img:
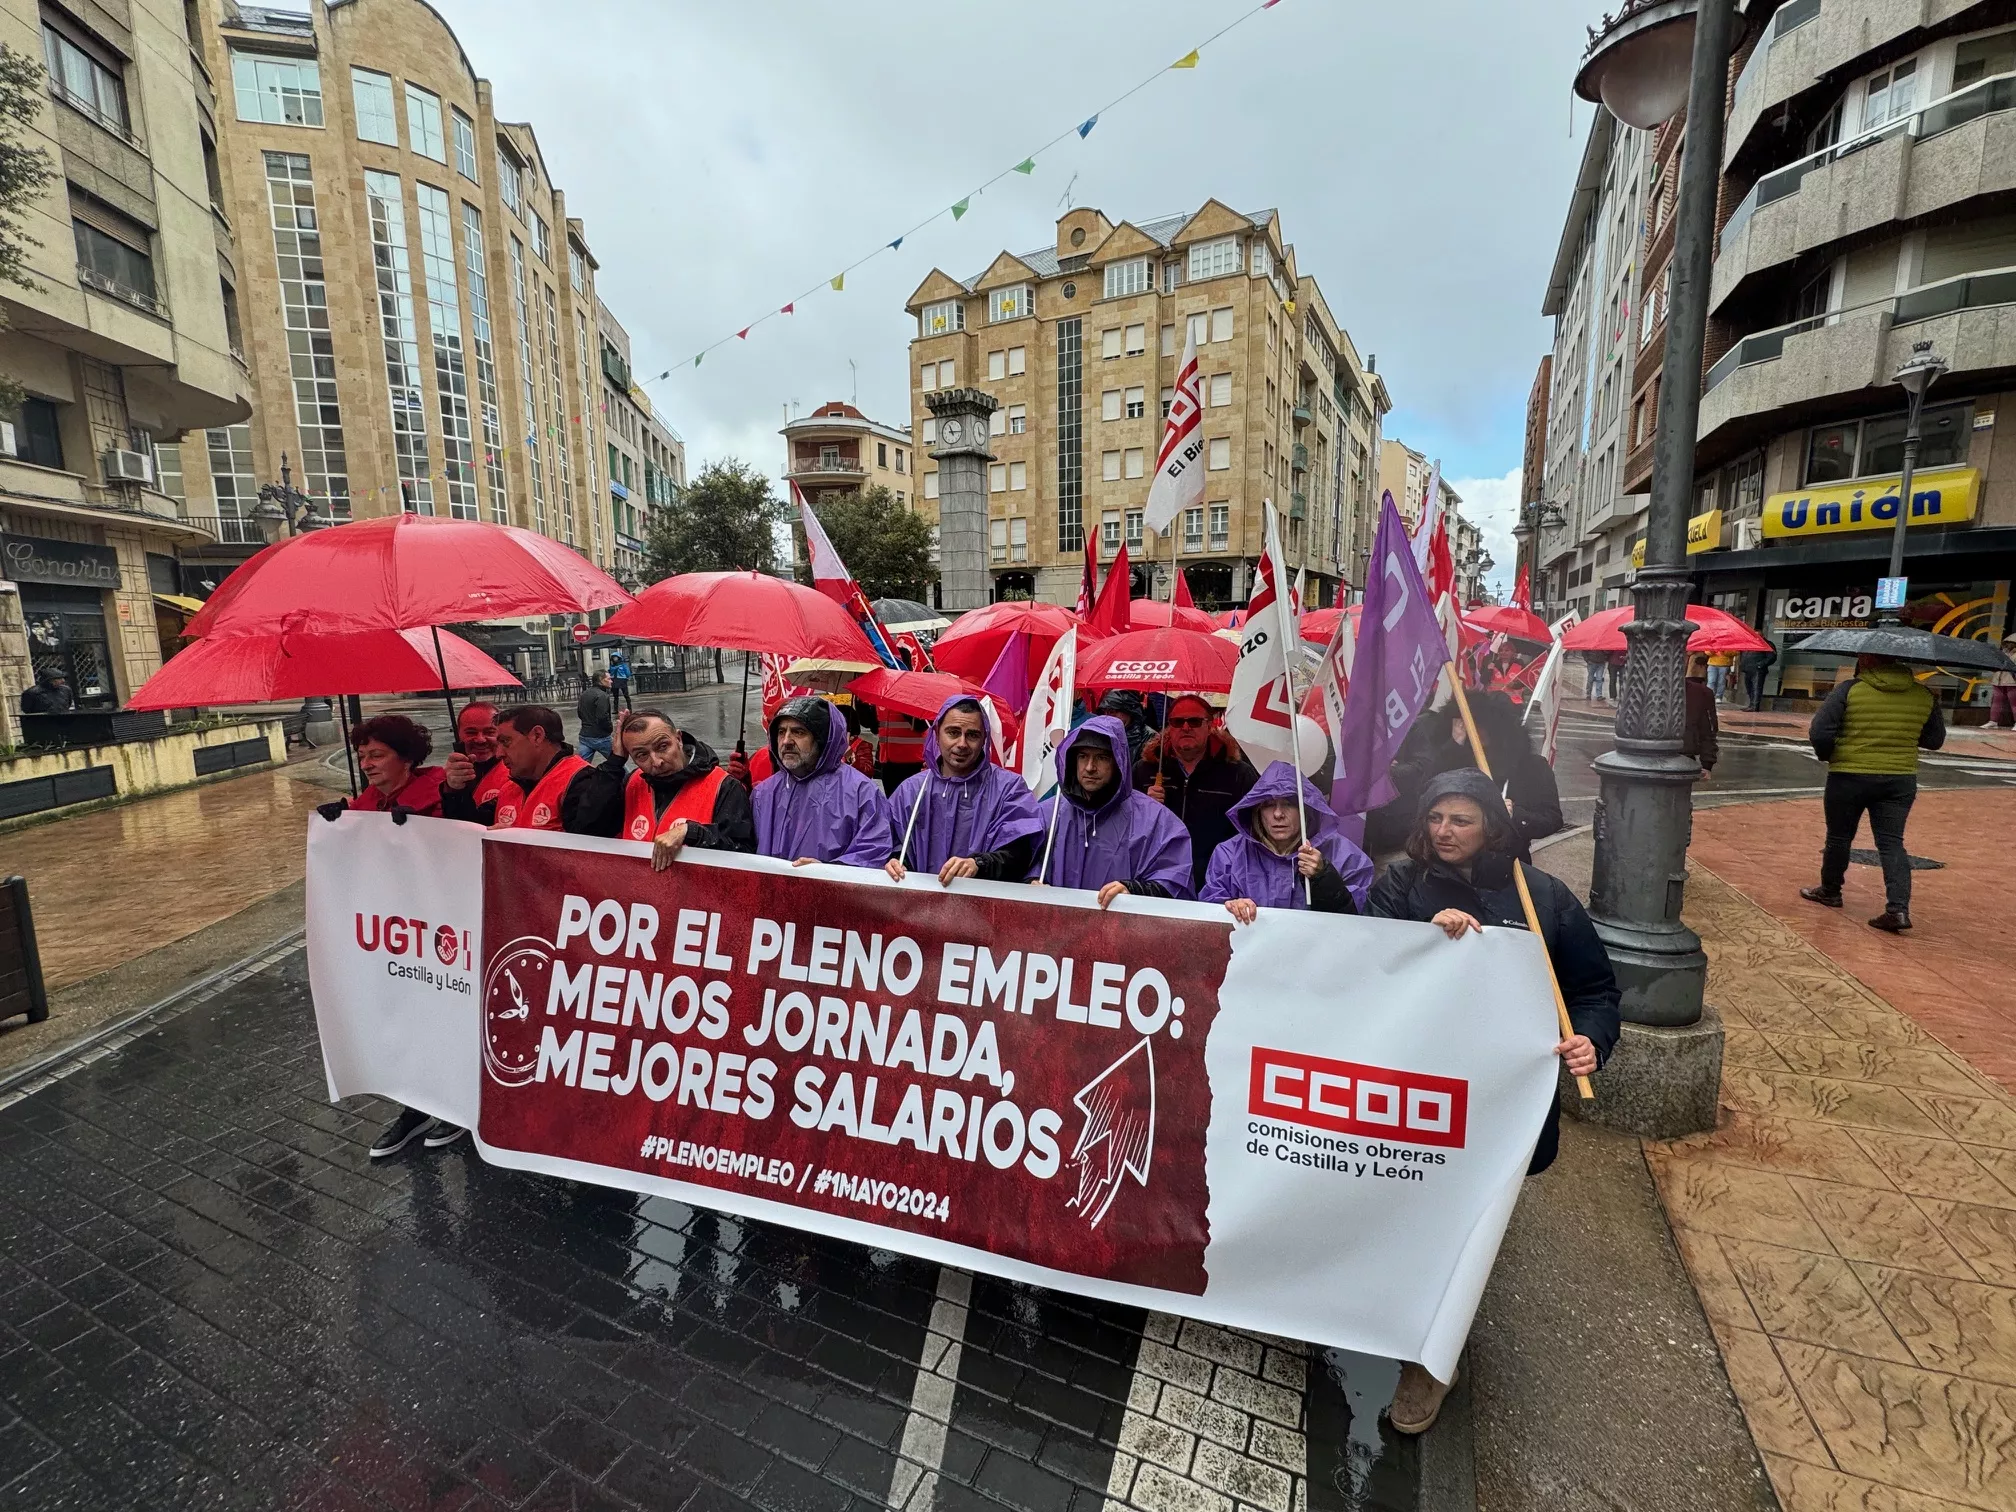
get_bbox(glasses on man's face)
[1169,716,1208,730]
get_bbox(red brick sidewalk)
[1690,789,2016,1090]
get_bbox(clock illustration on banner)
[481,935,557,1087]
[940,418,964,446]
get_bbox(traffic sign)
[571,623,590,645]
[1874,576,1909,611]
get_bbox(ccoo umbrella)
[1463,604,1552,643]
[870,597,951,634]
[932,600,1080,682]
[1794,626,2016,674]
[126,627,519,711]
[1077,627,1240,692]
[600,572,881,663]
[184,514,631,638]
[1127,598,1217,634]
[1561,603,1770,655]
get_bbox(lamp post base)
[1568,1011,1725,1140]
[1588,746,1710,1027]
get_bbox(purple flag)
[1332,494,1451,816]
[980,629,1031,718]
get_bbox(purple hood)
[754,697,895,866]
[1030,717,1194,895]
[1201,761,1374,910]
[891,696,1043,870]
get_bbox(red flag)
[791,480,902,668]
[1172,567,1197,611]
[1425,514,1456,604]
[1076,531,1099,617]
[1511,563,1531,612]
[781,303,794,315]
[1087,545,1131,639]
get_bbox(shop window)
[9,396,64,469]
[1803,403,1969,485]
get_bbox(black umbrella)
[871,597,950,633]
[1795,627,2016,675]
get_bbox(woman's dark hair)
[497,704,565,745]
[1404,776,1517,865]
[348,714,430,767]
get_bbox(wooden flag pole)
[1449,678,1596,1103]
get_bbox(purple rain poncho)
[753,697,895,867]
[1200,760,1375,911]
[1028,715,1195,897]
[890,696,1045,871]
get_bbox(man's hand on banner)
[1431,908,1483,939]
[791,857,818,867]
[1096,882,1129,910]
[443,752,476,790]
[938,857,980,885]
[1556,1034,1598,1077]
[651,820,689,872]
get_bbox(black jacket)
[1367,852,1621,1174]
[633,736,755,853]
[441,749,624,836]
[576,685,615,738]
[1131,732,1259,889]
[1683,677,1720,770]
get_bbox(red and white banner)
[1144,329,1205,536]
[306,817,1562,1378]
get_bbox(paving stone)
[1204,1368,1300,1429]
[1173,1321,1264,1377]
[1128,1461,1234,1512]
[1188,1442,1293,1512]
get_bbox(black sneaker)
[1868,910,1912,933]
[369,1107,437,1158]
[1799,887,1843,909]
[422,1123,468,1149]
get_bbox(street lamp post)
[252,455,334,545]
[1877,340,1948,623]
[1574,0,1738,1137]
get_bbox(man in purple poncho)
[754,695,896,867]
[884,696,1044,885]
[1201,761,1374,922]
[1029,715,1195,905]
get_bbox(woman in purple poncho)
[1200,761,1373,922]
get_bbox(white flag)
[1227,504,1325,776]
[1144,329,1206,535]
[1291,565,1307,618]
[1021,628,1077,798]
[1410,459,1442,576]
[1523,610,1581,766]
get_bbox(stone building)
[903,201,1384,609]
[780,401,913,511]
[596,298,683,591]
[1,0,253,739]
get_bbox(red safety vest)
[493,753,589,830]
[623,766,728,841]
[878,712,925,765]
[472,758,514,809]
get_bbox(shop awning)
[153,593,208,614]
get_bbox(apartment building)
[1,0,253,736]
[781,402,913,511]
[903,200,1381,609]
[1516,356,1551,585]
[597,299,684,590]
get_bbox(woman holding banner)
[1201,762,1372,921]
[1366,767,1619,1435]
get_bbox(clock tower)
[924,387,997,614]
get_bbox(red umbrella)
[932,601,1080,682]
[126,627,518,711]
[1463,604,1552,643]
[185,514,630,637]
[849,667,989,723]
[1299,606,1359,644]
[599,571,881,663]
[1562,604,1771,654]
[1128,598,1217,633]
[1078,627,1240,692]
[1212,609,1247,631]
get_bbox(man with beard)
[1133,693,1256,891]
[617,708,756,868]
[1030,715,1193,905]
[884,696,1043,885]
[754,695,895,867]
[438,701,514,816]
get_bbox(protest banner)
[306,817,1562,1378]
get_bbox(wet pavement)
[0,949,1433,1512]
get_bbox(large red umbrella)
[1562,604,1771,654]
[1128,598,1217,633]
[1077,627,1240,692]
[185,514,630,637]
[599,571,881,662]
[126,627,518,710]
[1299,606,1359,644]
[1463,604,1552,643]
[932,601,1079,681]
[848,667,989,722]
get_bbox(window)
[1186,312,1208,348]
[920,362,937,393]
[1161,387,1174,418]
[350,68,398,144]
[1126,510,1143,547]
[1954,30,2016,89]
[1124,386,1145,419]
[10,396,63,469]
[452,109,478,181]
[1010,517,1028,560]
[1102,450,1121,482]
[497,149,522,213]
[924,471,940,499]
[1860,404,1968,476]
[1251,242,1273,279]
[1183,507,1203,550]
[1263,441,1274,477]
[1161,324,1176,356]
[989,284,1031,322]
[1208,437,1231,471]
[922,299,965,335]
[1124,448,1144,479]
[938,359,954,387]
[569,246,587,294]
[366,170,433,513]
[1209,502,1229,544]
[531,212,550,264]
[1007,403,1026,434]
[1124,324,1146,355]
[1008,346,1025,376]
[1009,460,1026,491]
[991,518,1008,562]
[232,51,323,126]
[990,463,1008,493]
[896,449,906,473]
[877,442,888,467]
[1211,307,1234,343]
[1209,373,1232,407]
[990,407,1006,437]
[988,349,1006,380]
[1104,257,1149,299]
[43,21,128,136]
[1189,235,1241,281]
[923,417,938,443]
[73,210,155,304]
[1862,57,1918,130]
[1102,510,1122,549]
[1162,260,1183,294]
[1101,327,1123,360]
[1101,389,1123,422]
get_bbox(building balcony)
[1289,493,1306,521]
[786,456,867,484]
[1722,0,1827,169]
[1291,443,1309,473]
[1291,401,1312,427]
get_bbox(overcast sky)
[428,0,1603,592]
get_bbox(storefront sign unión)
[1762,467,1979,539]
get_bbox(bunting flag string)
[640,0,1286,384]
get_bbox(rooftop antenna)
[1058,173,1078,211]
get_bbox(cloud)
[1448,468,1523,600]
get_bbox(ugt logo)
[355,913,472,969]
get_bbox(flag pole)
[897,775,928,869]
[1449,677,1595,1103]
[1038,789,1062,884]
[735,652,752,757]
[1265,502,1313,907]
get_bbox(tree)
[640,458,787,583]
[799,485,938,601]
[0,46,55,415]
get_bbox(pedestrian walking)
[18,667,73,714]
[1133,693,1257,890]
[1029,715,1194,903]
[1608,650,1627,703]
[1705,650,1734,701]
[1202,761,1372,920]
[1738,644,1777,712]
[1581,651,1607,702]
[885,696,1044,885]
[1367,768,1620,1434]
[1800,655,1946,931]
[1684,653,1720,780]
[1990,635,2016,729]
[617,708,756,864]
[608,649,632,711]
[575,672,616,762]
[753,696,896,868]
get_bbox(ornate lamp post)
[251,454,334,544]
[1878,340,1948,623]
[1574,0,1739,1136]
